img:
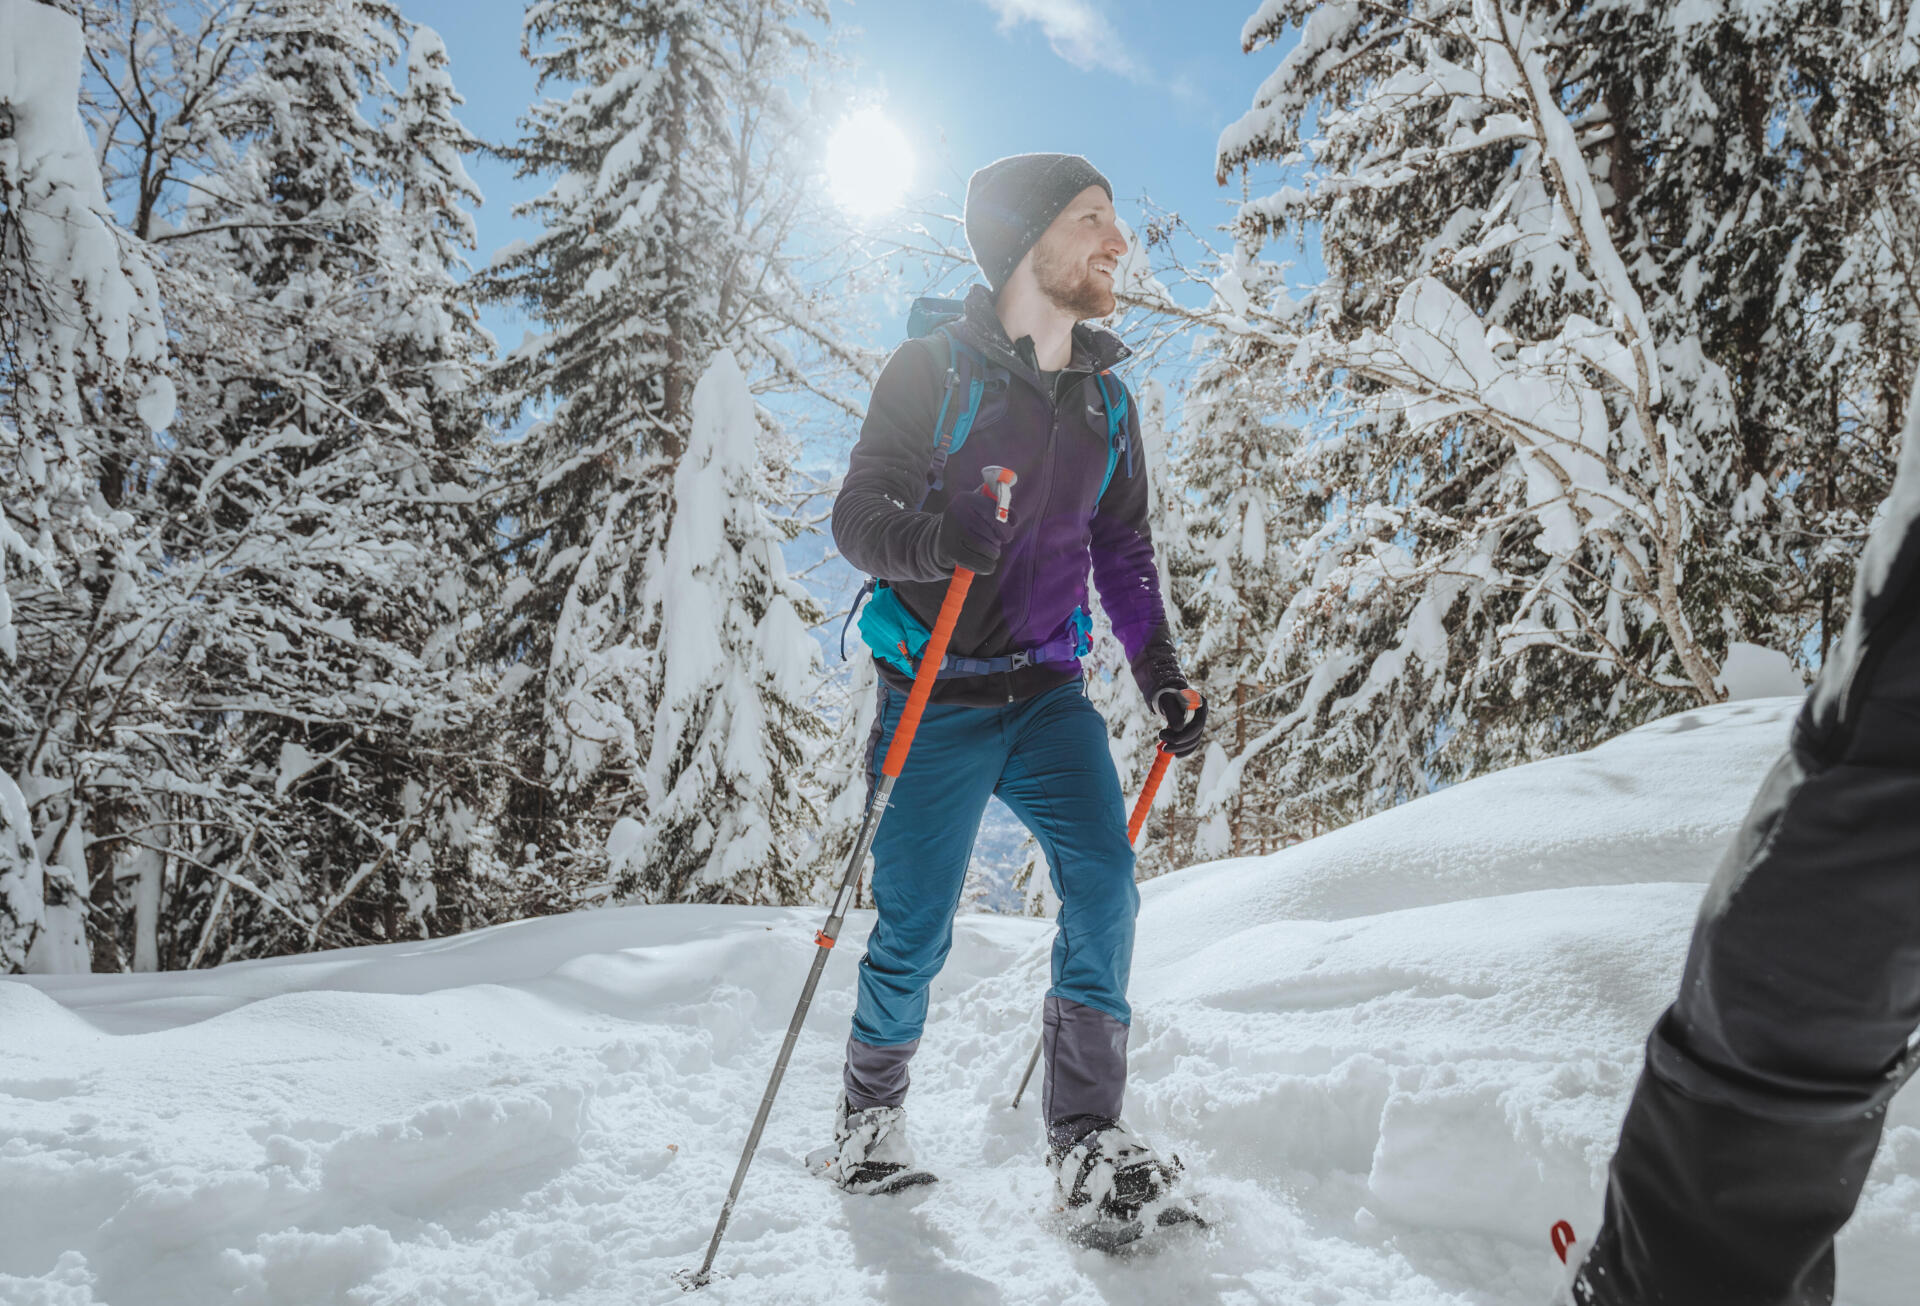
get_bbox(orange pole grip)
[880,567,975,779]
[1127,746,1174,847]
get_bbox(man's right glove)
[936,486,1018,576]
[1154,686,1207,759]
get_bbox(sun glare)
[825,109,914,216]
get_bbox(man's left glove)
[1153,685,1207,759]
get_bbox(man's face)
[1027,186,1128,321]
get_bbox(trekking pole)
[1008,689,1204,1112]
[678,466,1017,1292]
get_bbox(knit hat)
[964,154,1113,295]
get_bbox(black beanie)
[964,153,1113,295]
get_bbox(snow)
[0,0,170,389]
[1715,642,1805,702]
[135,374,178,435]
[4,702,1917,1304]
[274,743,322,800]
[0,767,43,971]
[1,0,87,183]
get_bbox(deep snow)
[4,696,1916,1305]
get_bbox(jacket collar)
[955,283,1131,386]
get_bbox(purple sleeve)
[1090,391,1185,702]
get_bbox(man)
[823,153,1206,1227]
[1566,370,1920,1304]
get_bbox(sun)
[825,109,914,216]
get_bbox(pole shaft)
[882,569,973,778]
[689,565,977,1287]
[1010,1035,1044,1110]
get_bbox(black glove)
[1153,685,1207,759]
[936,486,1017,576]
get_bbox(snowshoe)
[807,1094,937,1195]
[1047,1118,1202,1251]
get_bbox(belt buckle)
[1008,650,1031,671]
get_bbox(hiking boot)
[1046,1117,1199,1247]
[810,1093,937,1195]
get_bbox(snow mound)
[1142,697,1798,936]
[3,698,1915,1305]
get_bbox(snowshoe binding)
[807,1093,937,1195]
[1047,1118,1202,1252]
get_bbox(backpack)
[839,295,1134,678]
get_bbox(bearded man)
[819,153,1207,1236]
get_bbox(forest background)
[4,0,1917,975]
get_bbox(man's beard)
[1032,240,1116,320]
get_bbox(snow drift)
[3,696,1915,1305]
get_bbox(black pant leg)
[1577,424,1920,1305]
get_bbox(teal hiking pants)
[843,679,1140,1127]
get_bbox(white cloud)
[977,0,1146,79]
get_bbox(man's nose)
[1103,225,1128,258]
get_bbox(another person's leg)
[993,681,1139,1140]
[844,686,1003,1110]
[1576,411,1920,1305]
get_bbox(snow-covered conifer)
[1,0,174,972]
[479,0,853,899]
[1208,0,1920,824]
[27,0,502,966]
[798,652,876,903]
[148,2,496,960]
[605,350,825,903]
[1163,249,1322,860]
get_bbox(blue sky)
[403,0,1304,341]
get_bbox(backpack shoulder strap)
[1091,368,1135,502]
[915,325,988,510]
[841,328,990,661]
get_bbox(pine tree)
[605,349,825,902]
[1564,2,1920,665]
[478,0,853,903]
[1208,0,1920,825]
[2,0,175,972]
[44,0,499,966]
[155,2,497,961]
[801,652,876,905]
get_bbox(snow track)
[5,698,1917,1304]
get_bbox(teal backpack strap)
[843,323,992,662]
[917,326,987,509]
[1091,368,1133,503]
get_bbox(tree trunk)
[131,842,163,972]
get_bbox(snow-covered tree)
[0,768,44,968]
[478,0,857,902]
[143,1,496,961]
[1163,255,1327,862]
[2,0,175,972]
[605,349,824,902]
[6,0,500,969]
[1207,0,1920,826]
[800,651,875,904]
